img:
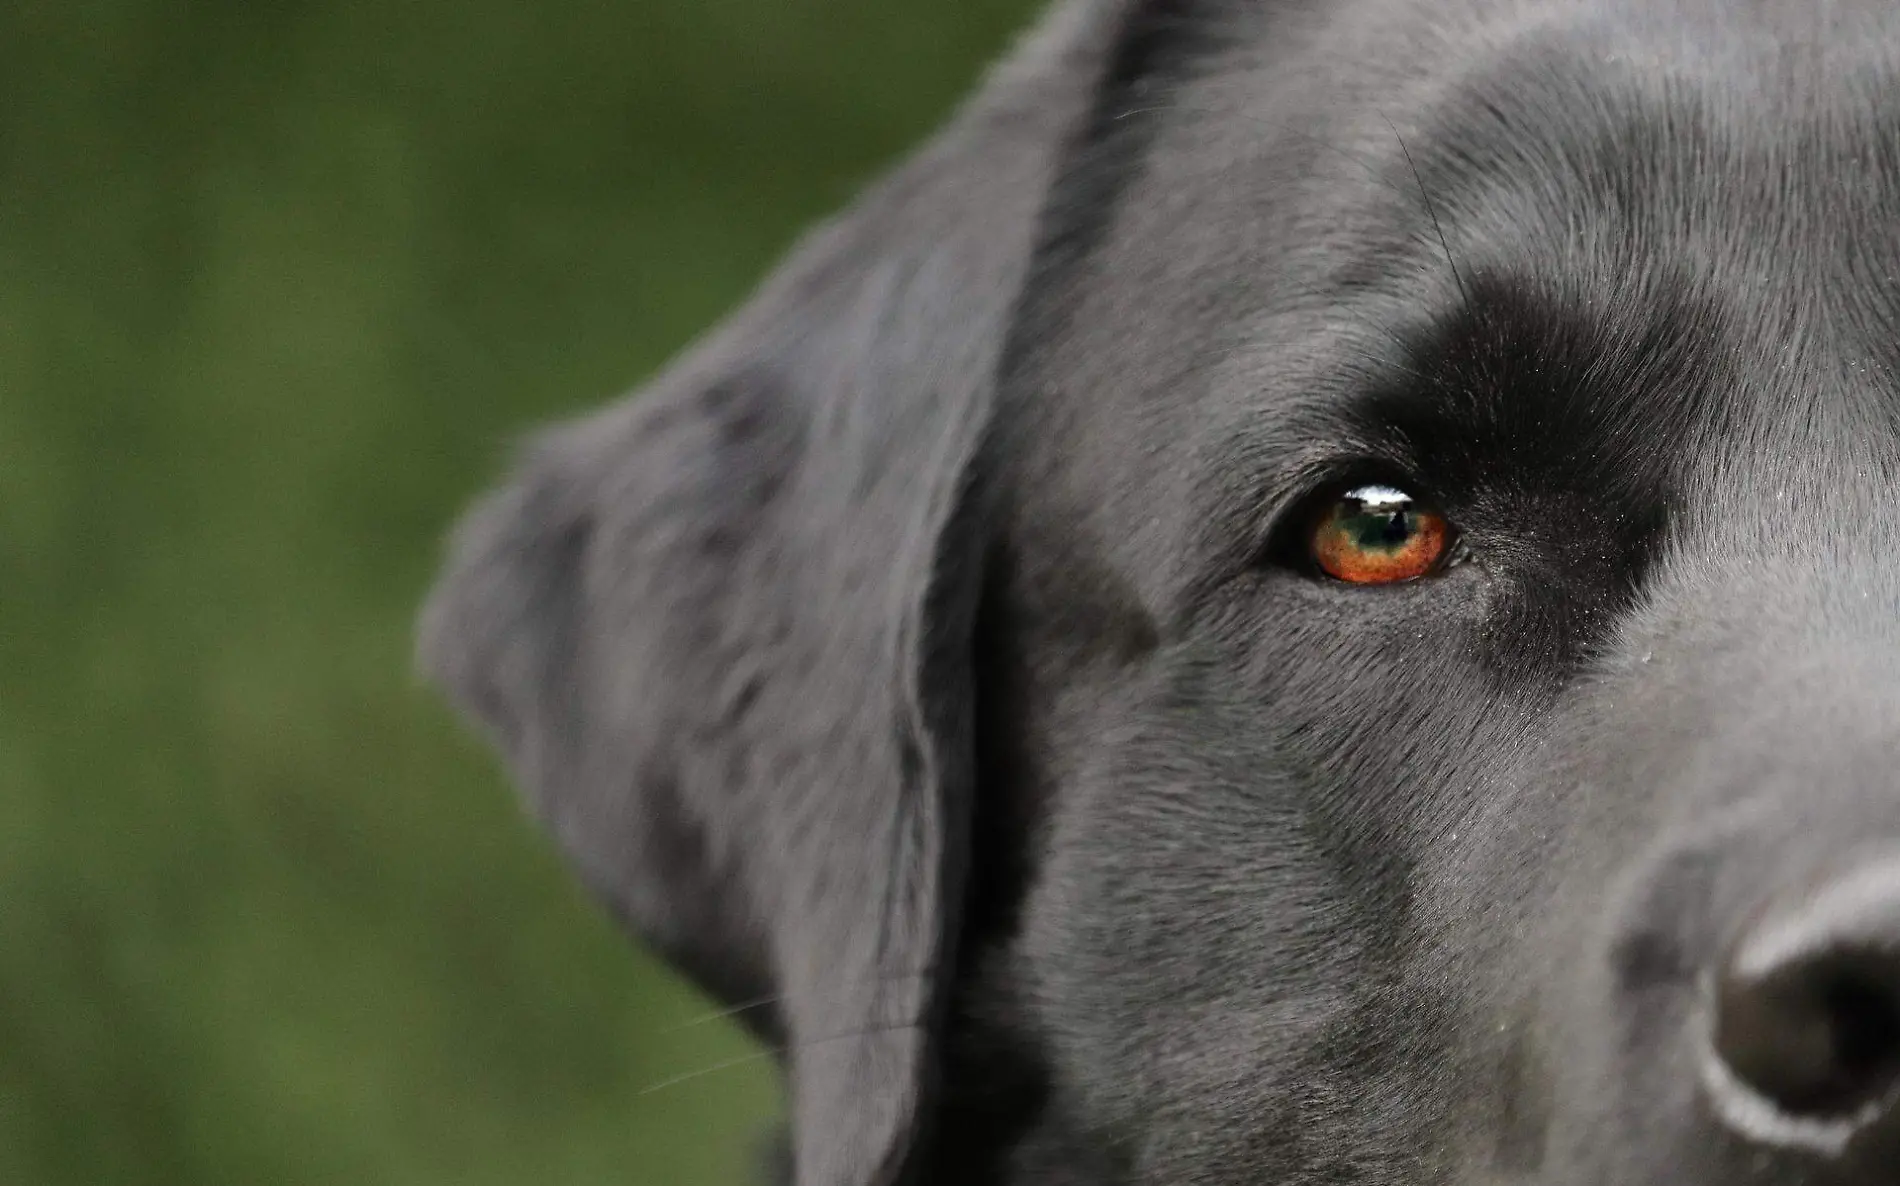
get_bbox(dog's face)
[420,1,1900,1183]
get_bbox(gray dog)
[418,0,1900,1182]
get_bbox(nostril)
[1825,972,1900,1089]
[1715,949,1900,1117]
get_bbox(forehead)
[1002,0,1900,607]
[1110,0,1900,332]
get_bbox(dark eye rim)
[1261,470,1467,583]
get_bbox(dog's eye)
[1309,484,1454,584]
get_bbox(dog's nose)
[1711,857,1900,1131]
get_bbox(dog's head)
[418,1,1900,1182]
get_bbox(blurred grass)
[0,1,1037,1182]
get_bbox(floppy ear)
[416,4,1133,1183]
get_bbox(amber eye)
[1309,484,1454,584]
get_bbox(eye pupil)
[1346,508,1414,548]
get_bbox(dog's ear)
[416,4,1132,1183]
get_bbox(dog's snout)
[1708,857,1900,1138]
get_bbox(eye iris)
[1311,484,1451,584]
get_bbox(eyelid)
[1257,458,1400,534]
[1262,458,1432,533]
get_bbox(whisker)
[636,1019,926,1099]
[1382,112,1471,312]
[636,1049,778,1098]
[657,993,782,1034]
[657,968,936,1034]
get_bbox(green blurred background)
[0,1,1036,1182]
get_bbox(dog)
[416,0,1900,1181]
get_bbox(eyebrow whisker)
[1382,111,1472,314]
